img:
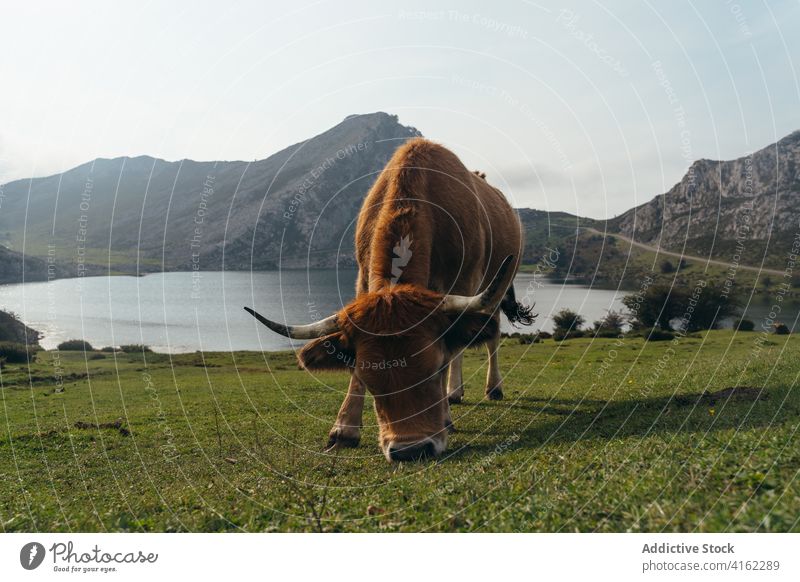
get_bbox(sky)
[1,0,798,219]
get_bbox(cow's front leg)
[485,333,503,400]
[326,375,365,450]
[441,369,457,434]
[446,351,465,403]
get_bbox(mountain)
[1,115,798,284]
[0,112,421,273]
[607,130,800,269]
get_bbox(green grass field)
[1,331,799,532]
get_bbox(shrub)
[734,318,755,331]
[553,329,586,341]
[119,344,153,353]
[0,342,36,363]
[57,339,94,351]
[646,328,675,341]
[593,329,620,339]
[552,309,585,333]
[623,282,740,332]
[622,285,681,330]
[624,327,674,341]
[593,310,626,337]
[773,323,790,335]
[682,283,740,332]
[552,309,586,341]
[660,260,675,274]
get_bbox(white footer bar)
[2,533,797,581]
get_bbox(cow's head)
[245,256,515,462]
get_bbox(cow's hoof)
[448,393,464,404]
[325,429,360,451]
[486,386,504,401]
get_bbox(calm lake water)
[0,271,794,353]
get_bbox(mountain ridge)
[607,128,800,269]
[1,115,798,286]
[0,112,422,274]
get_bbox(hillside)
[516,208,597,263]
[0,113,421,272]
[1,117,798,285]
[608,130,800,269]
[0,309,41,345]
[0,246,53,285]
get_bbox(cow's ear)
[443,312,498,351]
[298,332,355,370]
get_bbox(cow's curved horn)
[244,307,340,339]
[442,255,516,314]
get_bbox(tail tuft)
[501,285,536,327]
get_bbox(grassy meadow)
[1,330,799,532]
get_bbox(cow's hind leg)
[485,331,504,401]
[446,350,465,404]
[326,375,365,450]
[442,373,456,433]
[485,283,534,400]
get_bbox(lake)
[0,271,793,353]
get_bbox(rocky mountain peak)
[610,130,800,268]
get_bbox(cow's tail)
[500,284,536,326]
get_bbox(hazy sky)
[1,0,798,218]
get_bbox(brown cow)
[246,138,533,461]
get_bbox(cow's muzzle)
[384,436,446,462]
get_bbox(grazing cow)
[246,138,533,461]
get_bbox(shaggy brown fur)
[355,138,523,294]
[298,286,497,370]
[342,284,446,335]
